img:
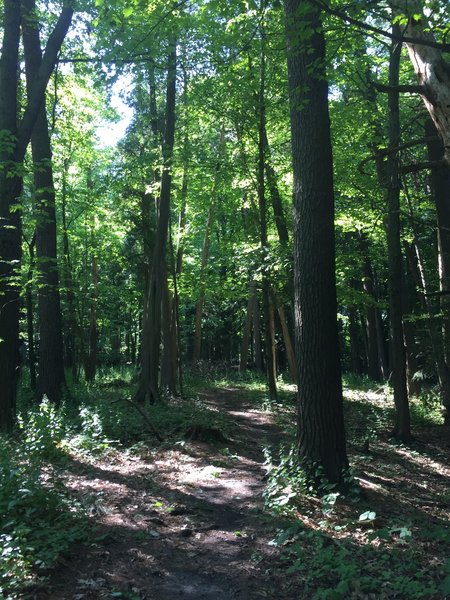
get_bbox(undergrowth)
[261,375,449,600]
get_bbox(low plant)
[0,439,87,598]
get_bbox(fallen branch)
[113,398,164,442]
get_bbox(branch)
[401,159,446,174]
[16,3,74,162]
[358,136,439,174]
[112,398,164,442]
[373,83,428,97]
[312,0,450,53]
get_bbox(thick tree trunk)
[0,1,73,430]
[391,1,450,165]
[285,0,349,483]
[22,0,65,403]
[134,37,177,404]
[386,27,411,441]
[0,0,22,432]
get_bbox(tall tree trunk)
[84,256,98,382]
[240,280,257,371]
[193,202,214,361]
[426,120,450,421]
[358,232,382,380]
[258,22,277,401]
[253,296,263,372]
[134,37,177,404]
[22,0,65,403]
[276,297,297,381]
[193,128,225,361]
[285,0,349,483]
[385,26,410,441]
[0,1,73,430]
[0,0,22,432]
[25,233,37,392]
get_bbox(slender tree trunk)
[358,232,382,380]
[404,240,450,413]
[285,0,349,483]
[193,202,214,361]
[25,233,37,392]
[240,280,257,371]
[426,120,450,418]
[22,0,65,403]
[257,24,277,401]
[84,256,98,382]
[385,26,410,441]
[253,297,263,372]
[349,305,364,374]
[193,129,225,361]
[276,298,297,380]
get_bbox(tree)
[22,0,66,404]
[284,0,349,483]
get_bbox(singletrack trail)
[39,387,293,600]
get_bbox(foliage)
[269,524,439,599]
[0,438,87,599]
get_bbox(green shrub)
[0,440,87,598]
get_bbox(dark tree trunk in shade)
[257,27,277,401]
[349,306,365,375]
[426,120,450,421]
[0,1,73,430]
[84,256,98,382]
[25,233,37,392]
[134,37,177,404]
[385,27,410,441]
[358,232,382,381]
[402,254,421,396]
[22,0,65,403]
[284,0,348,483]
[0,0,22,432]
[240,280,257,371]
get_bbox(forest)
[1,0,450,598]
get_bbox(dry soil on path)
[38,387,292,600]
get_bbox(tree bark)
[391,0,450,165]
[285,0,349,483]
[84,255,98,382]
[134,36,177,404]
[22,0,65,403]
[0,0,73,430]
[385,26,411,441]
[0,0,22,432]
[240,279,257,371]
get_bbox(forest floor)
[27,379,450,599]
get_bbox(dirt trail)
[39,388,292,600]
